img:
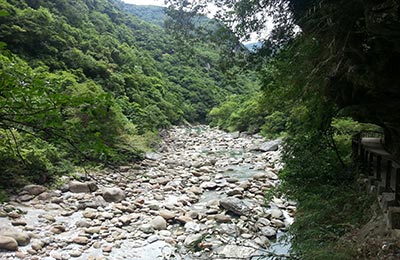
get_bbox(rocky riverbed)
[0,126,296,259]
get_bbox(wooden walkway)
[353,136,400,229]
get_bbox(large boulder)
[251,139,282,152]
[101,187,125,203]
[68,181,90,193]
[22,184,46,195]
[0,235,18,251]
[220,197,251,216]
[69,181,98,193]
[0,226,30,246]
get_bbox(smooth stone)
[76,220,91,228]
[102,188,125,203]
[118,215,131,225]
[18,195,35,202]
[271,219,286,228]
[218,245,257,258]
[176,215,193,224]
[184,233,204,247]
[83,211,98,219]
[73,236,89,245]
[23,184,47,195]
[85,227,101,234]
[266,208,283,219]
[260,226,277,238]
[11,220,27,226]
[150,216,167,230]
[184,222,201,233]
[0,235,18,251]
[69,250,82,257]
[69,181,90,193]
[102,245,113,253]
[0,228,30,246]
[215,214,231,223]
[254,236,270,247]
[51,224,66,234]
[200,181,217,189]
[145,152,161,161]
[140,224,154,234]
[159,210,175,220]
[147,235,159,243]
[31,240,44,251]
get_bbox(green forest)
[1,0,399,259]
[0,0,256,188]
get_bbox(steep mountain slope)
[123,4,165,27]
[0,0,257,189]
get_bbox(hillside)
[0,0,257,189]
[123,4,165,27]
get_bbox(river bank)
[0,125,295,259]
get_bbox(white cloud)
[122,0,166,6]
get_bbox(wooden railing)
[352,132,400,229]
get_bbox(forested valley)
[0,0,257,187]
[0,0,400,259]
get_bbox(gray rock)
[23,184,47,195]
[0,235,18,251]
[184,233,203,247]
[215,214,231,223]
[18,195,35,202]
[87,181,99,192]
[218,245,256,258]
[102,187,125,203]
[260,226,277,238]
[0,227,30,246]
[184,222,201,233]
[259,139,281,152]
[69,250,82,257]
[252,139,282,152]
[73,236,89,245]
[159,210,175,220]
[266,208,283,219]
[231,131,240,139]
[145,152,161,161]
[78,195,108,209]
[150,216,167,230]
[220,197,250,216]
[140,224,154,234]
[200,181,218,189]
[69,181,90,193]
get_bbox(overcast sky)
[121,0,268,43]
[122,0,166,6]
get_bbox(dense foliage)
[165,0,397,258]
[0,0,257,190]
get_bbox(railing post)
[360,146,365,163]
[368,153,374,177]
[395,167,400,205]
[376,155,382,181]
[386,161,392,191]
